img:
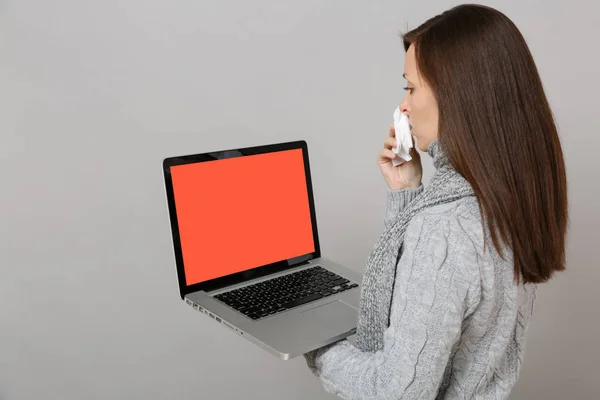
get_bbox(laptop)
[162,140,362,360]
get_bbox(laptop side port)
[222,321,234,330]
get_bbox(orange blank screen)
[170,148,315,286]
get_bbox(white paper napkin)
[392,106,413,166]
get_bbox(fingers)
[384,136,397,150]
[377,147,397,164]
[380,124,397,162]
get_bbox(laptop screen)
[170,148,316,286]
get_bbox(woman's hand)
[377,123,423,190]
[303,349,319,375]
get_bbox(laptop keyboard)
[214,266,359,320]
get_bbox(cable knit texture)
[304,139,538,399]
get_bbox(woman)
[304,4,568,399]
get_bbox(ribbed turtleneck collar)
[427,138,451,170]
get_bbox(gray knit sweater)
[306,182,538,399]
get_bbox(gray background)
[1,0,598,399]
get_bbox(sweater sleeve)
[305,208,481,400]
[384,185,424,231]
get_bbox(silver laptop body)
[163,140,361,360]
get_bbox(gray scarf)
[355,138,475,352]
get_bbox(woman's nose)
[400,95,409,115]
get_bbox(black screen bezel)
[162,140,321,298]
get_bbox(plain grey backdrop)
[1,0,598,399]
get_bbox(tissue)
[392,106,413,166]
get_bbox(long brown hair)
[401,4,568,284]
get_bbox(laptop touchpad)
[301,300,357,333]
